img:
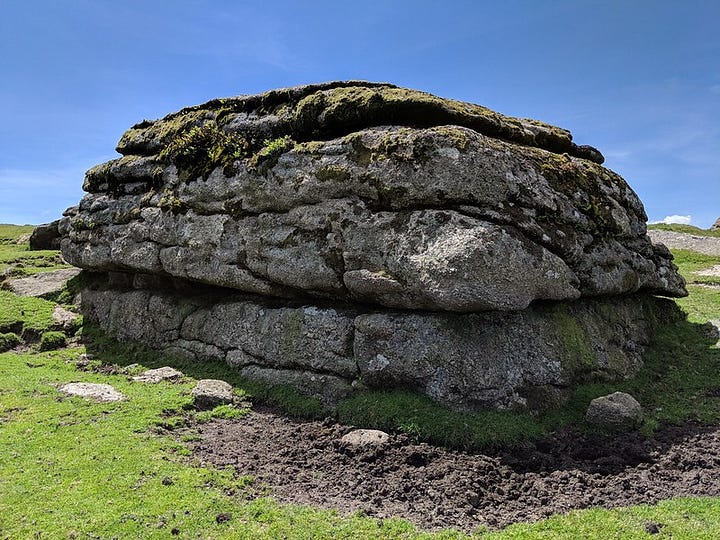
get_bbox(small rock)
[132,366,184,383]
[586,391,643,431]
[74,353,94,369]
[644,521,663,534]
[58,382,126,402]
[191,379,233,409]
[52,305,80,330]
[340,429,390,446]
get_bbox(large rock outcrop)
[60,81,687,410]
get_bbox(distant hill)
[647,223,720,238]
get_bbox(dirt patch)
[189,408,720,532]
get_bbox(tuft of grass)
[0,290,58,338]
[0,332,21,352]
[247,135,295,172]
[39,330,67,351]
[337,390,545,450]
[195,404,249,423]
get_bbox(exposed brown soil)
[189,408,720,532]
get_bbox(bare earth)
[190,408,720,533]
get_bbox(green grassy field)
[2,224,720,538]
[0,223,70,278]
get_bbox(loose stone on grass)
[586,392,643,431]
[58,382,126,402]
[191,379,234,410]
[132,366,184,383]
[52,305,80,331]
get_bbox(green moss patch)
[158,124,251,182]
[0,332,21,352]
[39,331,67,351]
[0,290,57,338]
[117,82,602,166]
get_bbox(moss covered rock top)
[64,81,687,312]
[115,81,604,164]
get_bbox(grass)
[0,223,70,277]
[647,222,720,238]
[0,349,446,540]
[669,249,720,325]
[0,290,59,337]
[3,225,720,537]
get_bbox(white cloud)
[649,215,692,225]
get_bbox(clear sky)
[1,0,718,227]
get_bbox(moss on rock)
[114,81,604,165]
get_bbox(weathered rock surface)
[712,217,720,230]
[52,305,80,331]
[60,82,688,410]
[192,379,234,409]
[30,220,61,250]
[78,273,682,409]
[58,382,126,402]
[6,268,81,297]
[132,366,184,383]
[61,82,685,313]
[586,391,643,431]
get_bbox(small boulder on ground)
[340,429,390,446]
[586,391,643,431]
[132,366,184,383]
[191,379,233,409]
[58,382,126,402]
[29,220,61,250]
[52,305,80,331]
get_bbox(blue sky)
[1,0,718,226]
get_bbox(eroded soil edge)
[189,408,720,532]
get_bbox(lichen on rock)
[60,81,687,411]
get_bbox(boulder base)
[79,273,682,410]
